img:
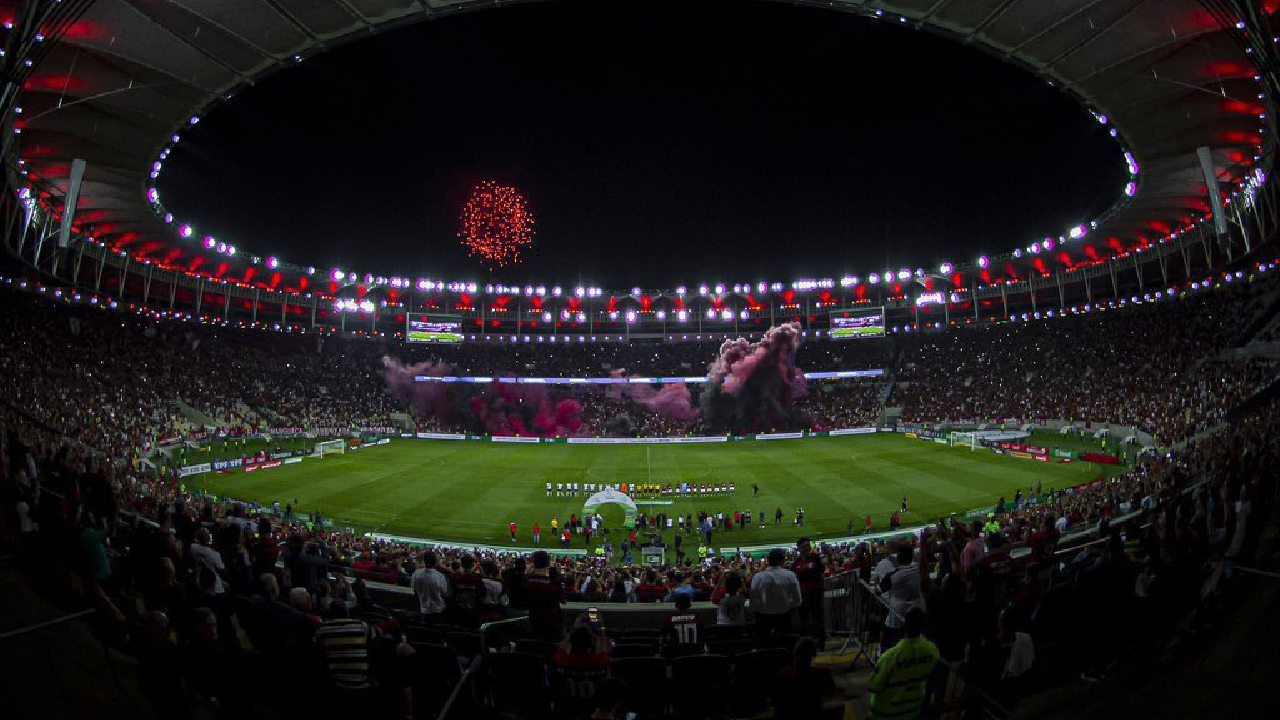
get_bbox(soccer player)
[901,495,909,513]
[510,521,517,542]
[556,482,563,497]
[753,482,759,498]
[546,481,552,497]
[533,522,541,544]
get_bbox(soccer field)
[190,434,1117,548]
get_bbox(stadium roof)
[5,0,1275,289]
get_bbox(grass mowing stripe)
[191,435,1120,545]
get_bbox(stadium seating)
[1,269,1277,720]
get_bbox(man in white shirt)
[749,548,802,637]
[871,542,899,585]
[411,550,450,620]
[190,527,227,595]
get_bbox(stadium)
[1,1,1278,719]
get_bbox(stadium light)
[939,262,953,274]
[676,286,687,296]
[631,287,641,297]
[1043,238,1055,251]
[609,311,618,320]
[331,269,344,281]
[179,224,193,238]
[721,309,733,321]
[699,285,709,296]
[1069,225,1087,239]
[897,269,911,281]
[677,309,688,322]
[576,312,586,322]
[1013,248,1023,258]
[714,284,725,295]
[868,273,880,284]
[978,255,990,268]
[656,310,667,320]
[542,312,552,322]
[625,310,637,323]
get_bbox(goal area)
[950,431,980,451]
[314,439,346,456]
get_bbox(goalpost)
[949,431,980,451]
[313,439,346,456]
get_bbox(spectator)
[751,548,802,637]
[553,620,611,713]
[523,550,567,640]
[411,551,449,621]
[867,609,940,720]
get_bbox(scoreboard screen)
[406,314,464,344]
[829,307,885,340]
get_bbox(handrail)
[436,651,483,720]
[0,609,95,642]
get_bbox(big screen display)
[829,307,885,340]
[406,314,464,344]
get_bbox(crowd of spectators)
[894,277,1280,444]
[1,270,1279,717]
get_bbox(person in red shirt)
[793,537,826,644]
[663,594,701,646]
[865,515,873,533]
[449,554,488,628]
[562,529,572,547]
[509,521,517,542]
[532,522,541,544]
[522,551,567,640]
[634,569,668,603]
[553,619,611,714]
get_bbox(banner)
[757,432,804,441]
[212,458,244,471]
[244,460,283,473]
[178,463,211,477]
[566,436,728,445]
[829,427,878,436]
[998,442,1047,456]
[415,368,884,384]
[416,432,466,440]
[492,436,540,443]
[1081,452,1121,465]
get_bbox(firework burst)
[457,180,537,268]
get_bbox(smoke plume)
[699,322,809,433]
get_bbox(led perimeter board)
[829,307,885,340]
[406,314,464,344]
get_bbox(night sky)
[159,0,1128,288]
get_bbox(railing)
[835,577,1012,720]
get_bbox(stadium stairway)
[170,398,226,430]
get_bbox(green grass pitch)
[189,434,1118,548]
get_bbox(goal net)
[314,439,346,456]
[950,431,980,451]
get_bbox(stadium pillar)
[195,279,203,314]
[1057,273,1065,309]
[1030,286,1037,314]
[281,295,287,324]
[94,251,105,292]
[118,254,129,298]
[1180,240,1192,278]
[143,265,153,302]
[72,240,86,285]
[1197,225,1212,268]
[252,288,259,323]
[169,273,177,310]
[972,282,979,322]
[1084,272,1093,304]
[1132,254,1144,290]
[310,296,317,328]
[1157,250,1169,286]
[224,290,231,320]
[1109,261,1119,298]
[1000,284,1008,318]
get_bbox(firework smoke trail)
[382,356,454,418]
[606,369,700,422]
[383,357,581,437]
[700,322,809,433]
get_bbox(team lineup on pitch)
[190,433,1121,550]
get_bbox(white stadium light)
[939,262,953,274]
